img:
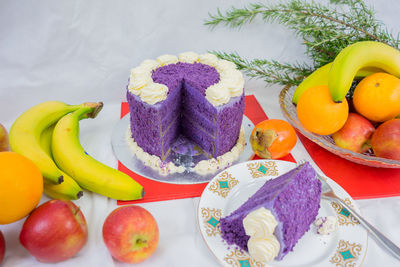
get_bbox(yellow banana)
[9,101,91,184]
[292,62,384,104]
[40,124,84,200]
[51,104,145,201]
[328,41,400,102]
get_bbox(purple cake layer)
[183,82,245,156]
[127,61,245,162]
[219,162,321,261]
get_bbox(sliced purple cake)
[220,162,321,262]
[126,52,245,173]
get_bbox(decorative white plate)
[197,159,368,267]
[111,114,254,184]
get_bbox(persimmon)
[249,119,297,159]
[296,85,349,135]
[353,72,400,122]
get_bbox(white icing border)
[125,126,245,176]
[128,52,244,106]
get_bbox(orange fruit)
[353,72,400,122]
[250,119,297,159]
[297,85,349,135]
[0,152,43,224]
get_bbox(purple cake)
[126,53,245,166]
[220,162,321,261]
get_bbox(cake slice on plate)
[220,162,322,262]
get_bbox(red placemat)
[117,95,295,204]
[298,134,400,200]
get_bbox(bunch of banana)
[9,101,144,201]
[292,41,400,104]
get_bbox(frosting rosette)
[128,52,244,106]
[243,207,280,263]
[205,83,231,106]
[140,83,168,105]
[243,207,278,238]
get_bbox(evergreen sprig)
[205,0,400,87]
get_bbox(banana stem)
[82,102,104,119]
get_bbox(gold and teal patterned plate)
[197,159,368,267]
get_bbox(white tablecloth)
[1,1,400,266]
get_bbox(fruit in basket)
[352,73,400,122]
[292,62,382,105]
[296,85,348,135]
[0,230,5,264]
[249,119,297,159]
[51,107,144,201]
[332,113,375,153]
[9,101,100,185]
[19,200,88,263]
[0,123,9,152]
[371,119,400,160]
[328,41,400,102]
[0,152,43,224]
[103,205,159,263]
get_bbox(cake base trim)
[125,126,246,176]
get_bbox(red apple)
[371,119,400,160]
[19,200,88,263]
[0,230,5,264]
[0,123,9,152]
[103,205,159,264]
[332,113,375,153]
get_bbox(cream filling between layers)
[126,126,245,176]
[243,207,280,263]
[127,52,244,106]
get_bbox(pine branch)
[210,51,313,86]
[205,0,400,87]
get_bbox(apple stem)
[74,207,81,216]
[137,239,147,245]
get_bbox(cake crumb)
[314,216,337,235]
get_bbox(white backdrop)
[1,0,400,266]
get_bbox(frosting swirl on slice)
[243,207,280,263]
[247,236,280,263]
[243,207,278,238]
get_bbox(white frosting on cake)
[128,52,244,106]
[243,207,280,263]
[205,83,231,106]
[220,69,245,97]
[192,126,245,175]
[215,59,238,73]
[178,51,199,63]
[156,54,179,66]
[126,126,245,175]
[198,53,219,66]
[140,83,168,105]
[139,59,160,70]
[128,67,153,95]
